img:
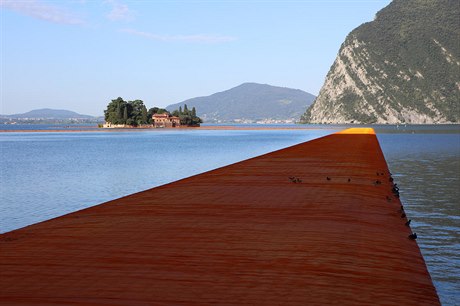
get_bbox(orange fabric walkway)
[0,128,439,305]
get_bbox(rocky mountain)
[301,0,460,124]
[166,83,315,123]
[2,108,95,119]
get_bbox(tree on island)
[171,104,202,126]
[104,98,202,127]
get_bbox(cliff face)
[301,0,460,124]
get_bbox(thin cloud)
[1,0,85,25]
[104,0,133,21]
[121,28,237,43]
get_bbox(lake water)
[0,124,459,305]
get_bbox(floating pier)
[0,128,439,305]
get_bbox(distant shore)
[1,123,458,133]
[0,125,333,133]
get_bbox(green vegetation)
[104,97,201,126]
[104,98,151,126]
[301,0,460,124]
[171,104,202,126]
[351,0,459,120]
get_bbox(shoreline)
[0,125,335,133]
[1,123,458,133]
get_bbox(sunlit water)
[1,124,459,305]
[376,127,460,306]
[0,127,334,233]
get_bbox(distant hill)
[166,83,315,123]
[301,0,460,124]
[2,108,95,119]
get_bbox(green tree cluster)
[104,98,202,126]
[171,104,202,126]
[104,97,150,126]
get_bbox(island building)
[152,113,181,128]
[102,113,181,128]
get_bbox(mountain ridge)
[1,108,96,119]
[301,0,459,124]
[167,83,315,123]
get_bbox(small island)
[102,97,202,128]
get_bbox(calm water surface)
[0,124,459,305]
[0,127,333,233]
[375,127,460,306]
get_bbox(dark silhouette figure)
[405,220,411,226]
[348,178,351,182]
[327,177,331,181]
[289,177,302,183]
[392,185,400,198]
[408,233,417,240]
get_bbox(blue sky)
[1,0,391,116]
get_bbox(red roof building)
[152,113,180,128]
